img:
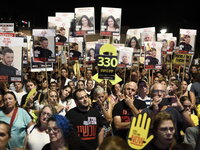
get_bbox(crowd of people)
[1,61,200,150]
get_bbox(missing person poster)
[86,41,96,62]
[69,37,84,60]
[179,29,196,55]
[0,37,24,82]
[100,7,122,36]
[118,47,133,68]
[75,7,95,35]
[144,42,162,69]
[32,29,56,62]
[55,12,74,43]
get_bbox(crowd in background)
[1,62,200,150]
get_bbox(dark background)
[1,1,200,56]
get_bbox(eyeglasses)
[153,90,166,95]
[41,111,52,118]
[46,127,60,134]
[183,105,191,108]
[158,127,175,133]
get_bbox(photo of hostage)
[78,15,94,31]
[0,47,19,77]
[179,35,192,52]
[145,48,159,66]
[33,37,53,62]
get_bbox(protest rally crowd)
[0,7,200,150]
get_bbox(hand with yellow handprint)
[128,113,154,150]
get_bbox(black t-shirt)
[66,107,104,149]
[42,131,93,150]
[34,47,53,61]
[112,99,147,139]
[145,56,159,66]
[179,42,192,51]
[56,34,67,43]
[69,50,81,59]
[0,63,18,78]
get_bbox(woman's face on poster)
[82,17,89,27]
[131,39,136,48]
[89,49,95,57]
[108,18,114,27]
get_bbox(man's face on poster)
[122,54,129,64]
[41,40,48,49]
[3,52,14,66]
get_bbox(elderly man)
[142,82,194,142]
[112,81,147,140]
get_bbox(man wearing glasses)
[142,83,194,142]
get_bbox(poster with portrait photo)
[32,29,56,63]
[144,42,162,70]
[29,37,53,72]
[86,41,96,62]
[100,7,122,36]
[69,37,84,60]
[75,7,95,35]
[118,47,133,68]
[179,29,196,55]
[55,12,74,43]
[0,37,24,82]
[157,33,173,55]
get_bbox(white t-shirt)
[27,125,50,150]
[12,91,27,106]
[59,98,76,116]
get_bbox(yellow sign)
[128,113,154,149]
[92,44,122,85]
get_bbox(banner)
[0,23,14,33]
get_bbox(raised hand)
[128,113,154,149]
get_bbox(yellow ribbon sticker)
[128,113,154,149]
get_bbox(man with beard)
[0,48,19,78]
[66,89,104,150]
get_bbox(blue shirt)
[0,107,32,149]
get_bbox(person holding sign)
[0,47,18,78]
[34,37,53,62]
[78,15,94,31]
[104,15,119,32]
[112,81,147,140]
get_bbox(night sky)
[1,1,200,53]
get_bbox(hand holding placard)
[128,113,153,149]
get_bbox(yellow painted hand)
[128,113,154,149]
